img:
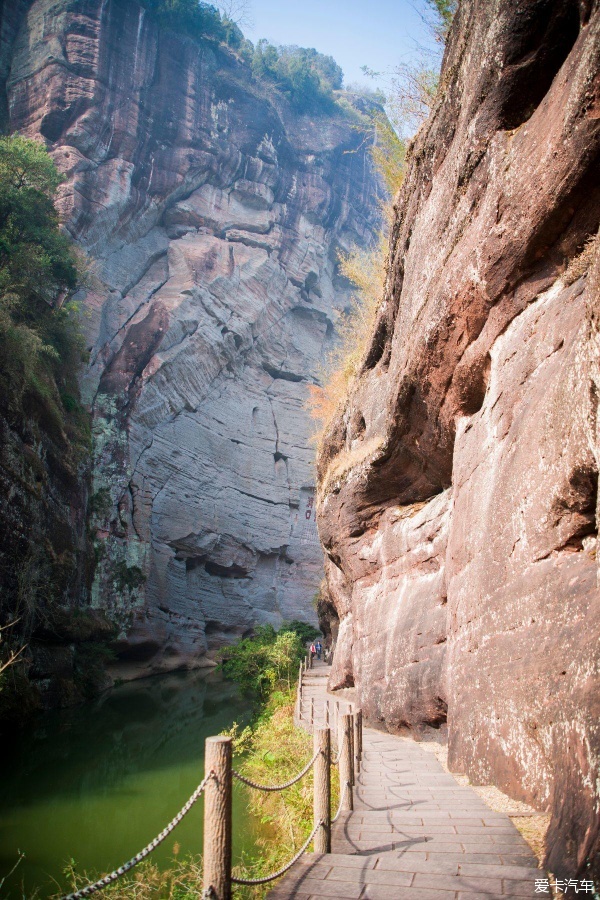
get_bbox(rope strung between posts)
[60,771,215,900]
[232,749,320,792]
[231,818,325,885]
[332,781,350,824]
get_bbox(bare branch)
[0,643,26,675]
[215,0,253,30]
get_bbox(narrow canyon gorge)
[0,0,598,885]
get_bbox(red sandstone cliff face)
[317,0,600,879]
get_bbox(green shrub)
[114,561,146,594]
[219,625,307,696]
[89,487,112,517]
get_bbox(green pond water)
[0,669,262,898]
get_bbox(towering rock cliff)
[317,0,600,880]
[2,0,381,684]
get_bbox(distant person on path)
[315,640,322,660]
[309,642,316,661]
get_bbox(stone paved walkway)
[270,661,541,899]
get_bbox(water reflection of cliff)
[0,670,249,808]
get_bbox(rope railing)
[60,771,215,900]
[332,781,351,824]
[232,749,320,791]
[60,663,363,900]
[231,818,325,886]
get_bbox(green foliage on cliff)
[138,2,345,113]
[139,0,224,40]
[0,135,77,302]
[0,135,87,439]
[0,135,90,692]
[369,111,406,196]
[251,41,343,112]
[285,619,321,644]
[139,0,252,55]
[114,560,146,594]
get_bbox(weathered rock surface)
[3,0,381,679]
[317,0,600,880]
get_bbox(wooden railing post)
[353,709,362,774]
[203,736,232,900]
[310,696,314,726]
[296,663,303,719]
[338,713,353,811]
[313,727,331,853]
[348,706,356,787]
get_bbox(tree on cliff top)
[252,41,343,112]
[139,0,226,41]
[138,2,344,112]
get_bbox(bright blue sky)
[244,0,438,90]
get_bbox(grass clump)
[229,688,340,899]
[564,229,600,285]
[114,561,146,594]
[56,855,205,899]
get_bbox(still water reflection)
[0,669,260,898]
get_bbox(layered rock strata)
[3,0,381,681]
[317,0,600,879]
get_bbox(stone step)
[270,671,542,899]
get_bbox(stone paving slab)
[270,660,543,899]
